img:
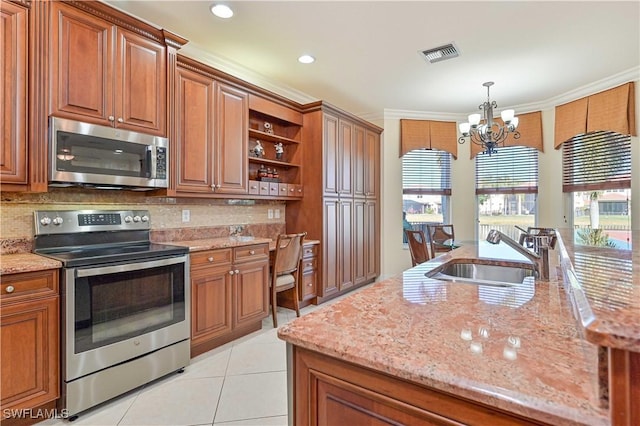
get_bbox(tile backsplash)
[1,189,287,253]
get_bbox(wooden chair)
[426,224,455,257]
[405,229,431,266]
[270,232,306,327]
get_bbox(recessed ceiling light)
[210,4,233,19]
[298,54,315,64]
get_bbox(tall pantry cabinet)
[287,102,382,303]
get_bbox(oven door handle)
[75,255,187,278]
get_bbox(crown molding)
[384,66,640,122]
[180,42,318,106]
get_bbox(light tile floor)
[38,301,337,426]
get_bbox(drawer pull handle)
[229,270,234,275]
[307,283,313,287]
[208,257,214,262]
[5,285,15,293]
[249,250,255,255]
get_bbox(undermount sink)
[428,262,535,287]
[231,236,255,242]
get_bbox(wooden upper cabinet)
[115,28,166,134]
[1,0,28,188]
[214,83,248,194]
[49,1,166,136]
[323,113,339,196]
[173,59,248,196]
[364,129,380,198]
[338,119,354,196]
[353,125,366,198]
[174,66,215,193]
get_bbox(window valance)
[554,82,636,148]
[400,119,458,158]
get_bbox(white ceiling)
[105,1,640,118]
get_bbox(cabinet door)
[115,28,166,135]
[1,297,59,410]
[174,67,215,193]
[365,200,379,280]
[365,130,380,198]
[322,199,340,297]
[233,260,268,327]
[339,199,353,291]
[338,119,353,196]
[191,264,232,345]
[353,125,366,198]
[1,1,28,186]
[323,113,339,195]
[215,83,248,194]
[353,200,367,286]
[50,1,113,125]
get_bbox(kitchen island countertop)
[278,234,618,425]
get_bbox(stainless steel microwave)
[49,117,168,190]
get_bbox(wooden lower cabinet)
[0,269,59,425]
[291,346,551,426]
[190,244,269,357]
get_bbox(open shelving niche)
[248,109,303,198]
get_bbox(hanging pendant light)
[458,82,520,155]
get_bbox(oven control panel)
[34,210,151,235]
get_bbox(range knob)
[40,216,52,226]
[52,216,64,226]
[133,215,141,223]
[124,216,133,223]
[141,215,149,222]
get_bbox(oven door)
[62,254,189,382]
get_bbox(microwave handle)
[147,146,155,179]
[76,255,186,278]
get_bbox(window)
[476,146,538,240]
[402,149,451,241]
[563,131,632,249]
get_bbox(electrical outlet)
[268,209,274,219]
[182,209,190,223]
[274,209,280,219]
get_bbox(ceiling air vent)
[420,43,459,64]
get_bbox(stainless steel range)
[33,210,190,418]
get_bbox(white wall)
[380,78,640,278]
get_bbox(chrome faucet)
[486,229,551,281]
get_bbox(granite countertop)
[557,229,639,352]
[0,253,62,275]
[278,238,609,426]
[168,237,319,252]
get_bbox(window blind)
[475,146,538,194]
[562,131,631,193]
[402,149,451,195]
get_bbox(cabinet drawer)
[301,270,316,299]
[301,257,317,273]
[234,244,269,263]
[291,184,303,197]
[191,249,232,268]
[248,180,260,195]
[259,182,270,196]
[269,183,279,197]
[278,183,289,196]
[302,243,318,259]
[1,269,59,302]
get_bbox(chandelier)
[458,81,520,155]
